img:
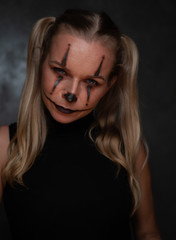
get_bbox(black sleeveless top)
[3,113,133,240]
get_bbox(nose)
[64,92,77,103]
[63,78,79,103]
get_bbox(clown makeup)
[50,76,63,94]
[64,92,77,103]
[44,91,92,114]
[41,33,115,124]
[95,56,105,76]
[61,43,71,66]
[50,44,71,94]
[86,86,92,106]
[86,56,105,106]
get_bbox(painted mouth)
[44,92,92,114]
[54,104,77,114]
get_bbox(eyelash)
[53,67,66,76]
[52,67,98,86]
[86,79,98,86]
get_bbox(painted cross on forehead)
[50,44,71,95]
[86,55,105,106]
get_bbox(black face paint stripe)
[94,56,105,76]
[86,86,92,106]
[50,44,71,95]
[61,43,71,67]
[50,76,63,95]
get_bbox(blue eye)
[86,79,98,86]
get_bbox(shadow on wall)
[0,38,26,125]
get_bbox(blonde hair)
[3,10,148,215]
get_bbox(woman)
[0,9,161,240]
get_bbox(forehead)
[48,33,114,77]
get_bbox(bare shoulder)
[0,125,9,140]
[0,125,10,168]
[0,125,10,200]
[0,124,9,154]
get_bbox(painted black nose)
[64,93,77,103]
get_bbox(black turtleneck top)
[3,112,132,239]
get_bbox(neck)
[44,108,95,135]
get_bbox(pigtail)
[4,17,56,185]
[27,17,56,71]
[118,34,142,213]
[92,34,144,214]
[118,34,140,163]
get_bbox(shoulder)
[0,125,10,172]
[0,125,10,201]
[0,125,10,160]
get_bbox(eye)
[86,79,98,86]
[53,67,66,75]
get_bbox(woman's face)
[41,33,115,124]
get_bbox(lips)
[54,104,77,114]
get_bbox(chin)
[49,109,90,124]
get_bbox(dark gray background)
[0,0,175,239]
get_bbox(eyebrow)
[49,60,105,81]
[49,60,71,73]
[87,75,105,81]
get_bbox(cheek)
[41,69,53,92]
[89,87,109,106]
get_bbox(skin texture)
[41,33,115,124]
